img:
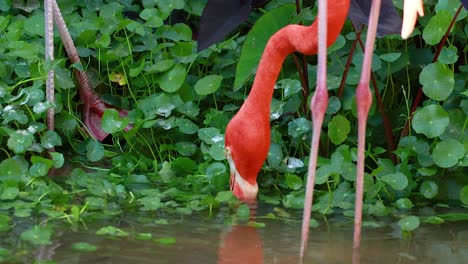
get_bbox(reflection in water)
[17,206,468,263]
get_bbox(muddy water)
[31,207,468,264]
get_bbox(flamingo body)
[225,0,350,201]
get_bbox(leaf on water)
[412,104,449,138]
[194,75,223,95]
[398,216,420,232]
[155,237,176,245]
[432,138,465,168]
[380,172,408,191]
[20,225,53,246]
[420,62,454,101]
[96,226,130,237]
[328,115,351,145]
[71,242,98,252]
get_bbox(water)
[11,206,468,263]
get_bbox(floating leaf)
[71,242,98,252]
[194,75,223,95]
[7,130,34,154]
[432,138,465,168]
[0,187,19,200]
[412,105,449,138]
[398,216,420,232]
[155,237,176,245]
[420,62,454,101]
[138,196,162,211]
[96,226,129,237]
[198,127,223,144]
[380,172,408,190]
[328,115,351,145]
[41,130,63,149]
[20,225,52,246]
[420,181,438,199]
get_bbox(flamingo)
[224,0,424,259]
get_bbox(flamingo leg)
[300,0,328,258]
[353,0,382,253]
[45,0,54,134]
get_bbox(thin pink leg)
[353,0,382,255]
[45,0,54,133]
[300,0,328,259]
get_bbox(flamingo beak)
[225,147,259,201]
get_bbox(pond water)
[20,205,468,264]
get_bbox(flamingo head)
[224,111,270,201]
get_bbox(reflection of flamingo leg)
[50,0,131,141]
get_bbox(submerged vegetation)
[0,0,467,262]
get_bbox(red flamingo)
[224,0,424,259]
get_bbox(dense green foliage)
[0,0,467,262]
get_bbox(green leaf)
[7,130,34,154]
[157,64,186,93]
[398,216,420,232]
[285,174,302,190]
[96,226,130,237]
[395,198,414,209]
[0,214,12,232]
[0,187,19,200]
[288,118,311,138]
[198,127,223,144]
[379,52,401,62]
[412,104,449,138]
[138,196,161,211]
[102,109,130,134]
[138,93,176,119]
[237,204,251,220]
[234,4,295,90]
[215,191,235,203]
[432,138,465,168]
[438,46,458,64]
[86,141,104,162]
[460,186,468,205]
[422,10,452,45]
[194,75,223,95]
[328,115,351,145]
[71,242,98,252]
[41,130,63,149]
[423,216,444,225]
[420,181,438,199]
[20,225,52,246]
[155,237,176,245]
[146,59,175,73]
[380,172,408,191]
[420,62,454,101]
